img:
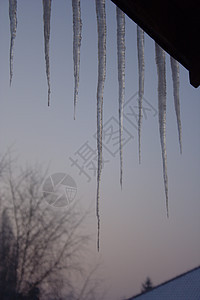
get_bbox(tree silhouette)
[0,209,17,299]
[0,153,106,300]
[141,276,153,293]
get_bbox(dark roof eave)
[111,0,200,88]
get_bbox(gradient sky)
[0,1,200,299]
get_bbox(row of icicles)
[9,0,182,251]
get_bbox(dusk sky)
[0,1,200,299]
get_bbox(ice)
[155,43,169,217]
[116,7,125,188]
[137,26,145,163]
[9,0,17,86]
[170,56,182,153]
[95,0,106,251]
[72,0,82,120]
[43,0,52,106]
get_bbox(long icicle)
[9,0,17,86]
[116,7,125,189]
[137,26,144,164]
[155,43,169,217]
[72,0,82,120]
[42,0,51,106]
[96,0,106,251]
[170,56,182,154]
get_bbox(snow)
[42,0,52,106]
[170,56,182,154]
[9,0,17,86]
[95,0,106,251]
[128,267,200,299]
[137,26,145,163]
[72,0,82,120]
[155,43,168,217]
[116,7,125,188]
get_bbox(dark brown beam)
[111,0,200,88]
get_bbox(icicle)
[155,43,169,217]
[9,0,17,86]
[72,0,82,120]
[137,26,144,164]
[43,0,51,106]
[170,56,182,154]
[95,0,106,252]
[116,7,125,189]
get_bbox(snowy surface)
[128,267,200,299]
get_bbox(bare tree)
[0,155,106,300]
[0,208,17,299]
